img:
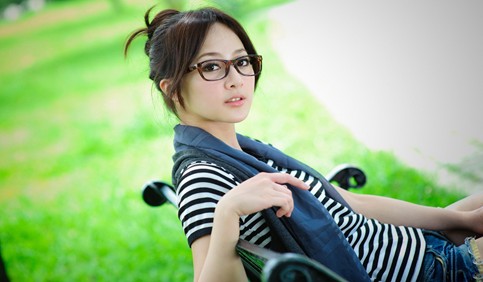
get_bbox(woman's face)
[176,23,255,130]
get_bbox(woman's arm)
[336,187,483,234]
[191,212,246,282]
[191,173,309,282]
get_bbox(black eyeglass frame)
[187,54,263,81]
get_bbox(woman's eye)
[201,62,222,72]
[236,58,250,67]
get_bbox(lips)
[226,97,242,103]
[224,96,246,107]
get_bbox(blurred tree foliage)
[0,0,292,16]
[0,0,124,16]
[0,0,21,10]
[163,0,185,10]
[208,0,291,19]
[160,0,292,19]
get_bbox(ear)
[159,79,171,94]
[159,79,179,103]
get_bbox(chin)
[232,113,250,124]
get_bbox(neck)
[181,122,242,151]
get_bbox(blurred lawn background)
[0,0,466,281]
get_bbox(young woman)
[125,6,483,282]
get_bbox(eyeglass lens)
[198,55,261,81]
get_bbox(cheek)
[182,81,219,108]
[245,77,256,92]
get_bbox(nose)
[224,64,243,88]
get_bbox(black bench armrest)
[236,239,346,282]
[326,164,366,189]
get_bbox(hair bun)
[124,7,180,57]
[146,8,179,56]
[147,8,179,38]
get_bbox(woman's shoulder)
[181,160,233,177]
[176,160,240,209]
[177,160,239,190]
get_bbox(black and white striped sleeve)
[176,161,239,247]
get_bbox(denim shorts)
[418,230,483,281]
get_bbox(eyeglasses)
[188,55,262,81]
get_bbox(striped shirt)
[177,160,426,281]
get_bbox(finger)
[276,207,290,218]
[272,194,294,217]
[269,173,310,190]
[275,204,293,217]
[272,184,292,196]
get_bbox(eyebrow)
[196,48,247,61]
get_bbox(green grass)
[0,0,466,281]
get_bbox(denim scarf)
[172,124,370,281]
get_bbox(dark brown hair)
[124,7,261,116]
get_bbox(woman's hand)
[218,172,309,218]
